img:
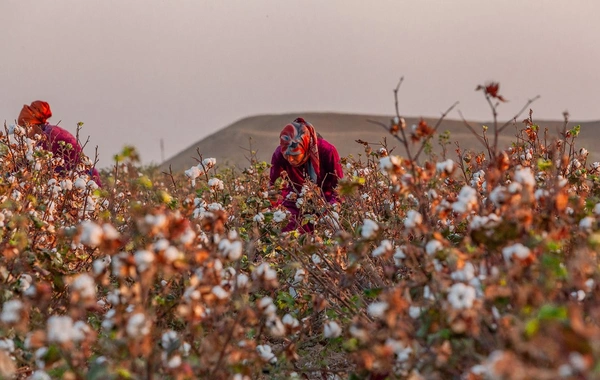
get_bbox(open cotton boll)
[323,321,342,338]
[404,210,423,229]
[447,283,477,309]
[361,219,379,238]
[80,221,103,247]
[134,250,155,272]
[257,344,277,363]
[502,243,531,263]
[514,167,535,187]
[436,159,455,174]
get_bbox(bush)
[1,83,600,379]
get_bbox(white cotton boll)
[71,274,96,299]
[253,263,277,282]
[11,190,22,202]
[0,338,15,353]
[426,239,443,255]
[178,227,196,245]
[47,316,75,343]
[379,155,401,173]
[580,216,595,231]
[385,338,413,362]
[502,243,531,263]
[0,300,22,323]
[60,179,73,191]
[218,239,243,261]
[185,166,202,181]
[293,269,306,283]
[273,210,288,223]
[447,283,477,310]
[469,214,501,230]
[404,210,423,229]
[361,219,379,238]
[134,250,155,272]
[207,178,224,190]
[282,314,300,329]
[451,262,476,282]
[29,370,52,380]
[409,306,422,319]
[423,285,435,301]
[367,301,389,318]
[236,273,249,288]
[267,317,284,337]
[436,159,455,174]
[489,186,506,206]
[585,278,595,291]
[253,213,265,224]
[571,290,586,302]
[100,224,119,241]
[166,355,182,368]
[212,286,229,300]
[323,321,342,338]
[19,274,33,293]
[258,297,277,317]
[74,178,87,190]
[164,246,181,263]
[310,254,322,265]
[126,313,150,337]
[569,352,589,372]
[372,239,392,257]
[71,321,90,342]
[202,157,216,169]
[514,167,535,187]
[257,344,277,363]
[393,246,406,266]
[557,176,568,188]
[534,189,549,200]
[453,185,478,213]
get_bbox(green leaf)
[363,288,383,299]
[537,304,568,321]
[524,319,539,338]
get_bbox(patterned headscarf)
[280,117,320,182]
[18,101,52,126]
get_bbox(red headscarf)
[18,101,53,126]
[279,117,320,182]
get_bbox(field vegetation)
[1,82,600,379]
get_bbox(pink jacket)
[41,124,102,186]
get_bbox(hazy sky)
[1,1,598,168]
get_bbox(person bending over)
[269,117,343,232]
[18,100,102,186]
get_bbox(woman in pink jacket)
[18,101,102,186]
[270,117,343,232]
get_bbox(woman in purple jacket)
[270,117,343,232]
[18,101,102,186]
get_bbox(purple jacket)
[270,137,343,205]
[41,124,102,186]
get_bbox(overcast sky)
[1,1,598,168]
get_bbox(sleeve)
[321,143,344,204]
[270,147,283,186]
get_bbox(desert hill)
[161,112,600,172]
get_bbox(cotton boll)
[323,321,342,338]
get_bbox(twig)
[414,101,459,162]
[457,110,488,148]
[161,164,178,190]
[498,95,541,133]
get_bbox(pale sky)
[1,1,598,168]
